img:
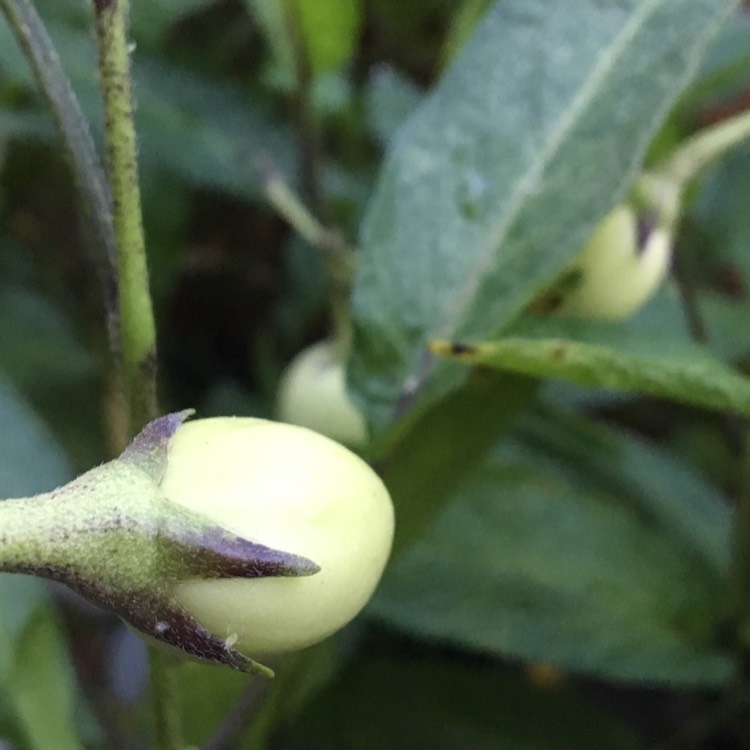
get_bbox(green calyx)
[628,170,682,234]
[0,411,319,676]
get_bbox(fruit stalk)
[661,108,750,186]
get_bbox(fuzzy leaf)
[373,404,732,685]
[430,316,750,417]
[285,654,645,749]
[349,0,739,439]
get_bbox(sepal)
[120,409,195,481]
[0,411,320,674]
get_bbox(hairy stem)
[0,491,66,575]
[91,0,157,435]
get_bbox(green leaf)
[0,386,83,749]
[0,110,53,142]
[296,0,360,73]
[0,284,94,388]
[622,284,750,367]
[133,57,298,199]
[246,0,360,81]
[686,8,750,106]
[372,404,732,685]
[243,642,341,749]
[1,0,117,284]
[349,0,738,439]
[380,371,537,556]
[129,0,217,47]
[11,604,85,750]
[0,20,298,199]
[0,378,70,496]
[441,0,493,65]
[0,577,88,750]
[244,0,291,84]
[244,0,359,123]
[430,316,750,418]
[692,144,750,281]
[178,660,249,747]
[284,653,645,750]
[365,65,422,145]
[178,641,339,747]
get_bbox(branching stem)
[261,167,353,348]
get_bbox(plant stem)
[281,0,325,219]
[261,166,353,347]
[262,167,353,277]
[149,651,184,750]
[90,1,173,747]
[660,108,750,185]
[0,491,71,574]
[0,0,119,350]
[202,677,268,750]
[671,239,709,344]
[263,168,333,249]
[91,0,157,435]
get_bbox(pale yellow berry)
[556,205,671,321]
[160,417,393,657]
[277,340,368,448]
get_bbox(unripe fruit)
[277,339,368,448]
[554,205,672,321]
[161,417,393,657]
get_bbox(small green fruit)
[163,417,393,656]
[276,339,368,448]
[555,205,672,321]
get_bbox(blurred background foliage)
[1,0,750,748]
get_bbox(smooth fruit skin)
[277,340,368,448]
[161,417,394,657]
[555,205,671,321]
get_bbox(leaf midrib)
[438,0,672,342]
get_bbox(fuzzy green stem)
[0,461,165,590]
[660,109,750,185]
[90,0,166,743]
[0,491,75,575]
[91,0,157,435]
